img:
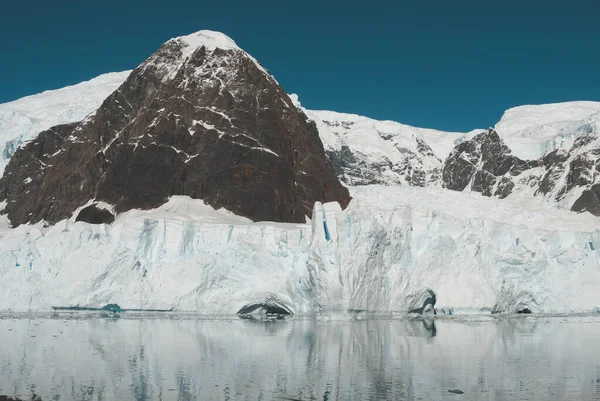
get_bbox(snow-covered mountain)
[441,119,600,214]
[0,71,131,175]
[298,103,476,187]
[0,30,349,227]
[1,30,599,315]
[298,95,600,216]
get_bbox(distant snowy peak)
[308,108,470,159]
[301,105,472,186]
[494,101,600,160]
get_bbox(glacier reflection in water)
[1,314,600,400]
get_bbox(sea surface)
[1,313,599,401]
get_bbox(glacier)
[1,187,598,315]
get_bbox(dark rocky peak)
[442,126,600,216]
[535,134,600,215]
[0,30,350,227]
[442,129,538,198]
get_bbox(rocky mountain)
[539,134,600,215]
[0,31,350,226]
[442,129,539,199]
[440,103,600,215]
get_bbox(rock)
[0,31,350,227]
[101,303,123,313]
[442,129,536,198]
[75,204,115,225]
[536,136,600,215]
[448,389,464,395]
[571,184,600,216]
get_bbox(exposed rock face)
[440,129,600,216]
[75,204,115,225]
[0,31,350,226]
[535,135,600,215]
[572,184,600,215]
[442,129,538,198]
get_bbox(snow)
[494,101,600,160]
[0,189,598,315]
[295,96,481,162]
[0,71,131,175]
[297,103,482,186]
[172,30,239,58]
[154,29,277,86]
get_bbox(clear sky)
[1,0,599,131]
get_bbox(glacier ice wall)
[309,200,600,314]
[1,193,599,314]
[0,211,313,313]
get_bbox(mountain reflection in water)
[1,314,599,400]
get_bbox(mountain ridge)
[1,31,600,222]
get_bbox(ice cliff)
[1,186,598,314]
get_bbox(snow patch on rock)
[172,30,239,56]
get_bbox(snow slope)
[1,188,598,314]
[306,108,471,161]
[0,71,131,175]
[297,98,480,186]
[494,101,600,160]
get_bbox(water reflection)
[0,315,599,400]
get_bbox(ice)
[1,190,598,315]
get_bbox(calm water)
[1,314,599,401]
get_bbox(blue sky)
[1,0,598,131]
